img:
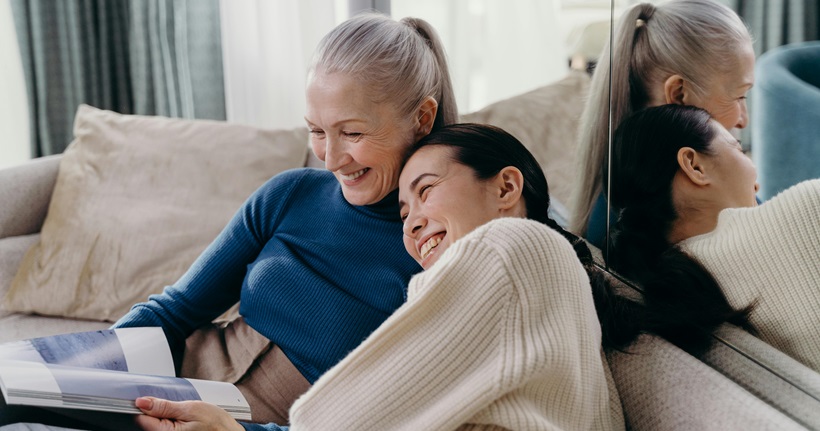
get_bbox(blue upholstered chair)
[751,41,820,200]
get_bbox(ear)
[494,166,525,212]
[676,147,711,186]
[414,96,438,140]
[663,75,687,105]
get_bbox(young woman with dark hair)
[608,104,820,368]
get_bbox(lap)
[181,317,311,425]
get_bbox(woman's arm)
[113,172,301,348]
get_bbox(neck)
[668,205,721,244]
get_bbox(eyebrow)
[304,117,366,128]
[398,173,438,207]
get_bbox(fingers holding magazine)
[134,397,244,431]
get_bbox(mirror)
[600,0,820,422]
[389,0,613,225]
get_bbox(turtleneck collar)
[349,188,401,221]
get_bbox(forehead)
[305,71,387,122]
[713,44,756,91]
[401,146,454,180]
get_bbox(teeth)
[341,168,367,181]
[420,236,442,260]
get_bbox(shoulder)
[716,179,820,232]
[264,167,334,188]
[683,180,820,254]
[250,168,334,200]
[764,179,820,212]
[437,218,585,288]
[463,218,577,263]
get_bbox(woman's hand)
[134,397,246,431]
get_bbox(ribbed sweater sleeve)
[287,218,622,430]
[680,179,820,372]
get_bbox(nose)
[402,212,426,238]
[737,101,749,129]
[324,136,349,172]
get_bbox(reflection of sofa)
[752,41,820,200]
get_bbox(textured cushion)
[0,234,39,317]
[460,70,590,213]
[0,155,60,239]
[4,105,309,321]
[608,334,805,430]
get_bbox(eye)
[418,184,432,199]
[343,131,362,138]
[400,213,408,222]
[309,129,325,137]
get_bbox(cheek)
[711,102,742,129]
[310,139,326,161]
[402,235,418,260]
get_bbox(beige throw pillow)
[5,105,309,321]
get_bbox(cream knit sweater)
[288,218,624,430]
[681,179,820,372]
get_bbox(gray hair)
[309,13,458,131]
[569,0,752,235]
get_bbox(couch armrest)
[0,155,61,239]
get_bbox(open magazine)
[0,327,251,421]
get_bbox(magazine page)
[0,327,174,376]
[0,360,251,421]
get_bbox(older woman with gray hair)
[0,12,458,431]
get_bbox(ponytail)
[570,0,752,237]
[609,105,756,356]
[570,3,656,235]
[401,17,458,130]
[545,217,643,351]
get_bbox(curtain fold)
[218,0,337,129]
[0,0,30,168]
[392,0,567,113]
[728,0,820,56]
[11,0,225,157]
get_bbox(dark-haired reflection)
[607,104,820,372]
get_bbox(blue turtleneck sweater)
[114,168,420,384]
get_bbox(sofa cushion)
[0,234,39,318]
[4,105,309,322]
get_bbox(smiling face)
[690,44,756,131]
[399,146,505,270]
[703,120,760,209]
[305,70,421,206]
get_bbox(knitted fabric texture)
[680,179,820,372]
[286,218,624,431]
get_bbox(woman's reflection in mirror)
[608,104,820,371]
[569,0,755,250]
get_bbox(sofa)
[2,70,819,429]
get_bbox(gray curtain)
[730,0,820,57]
[11,0,225,157]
